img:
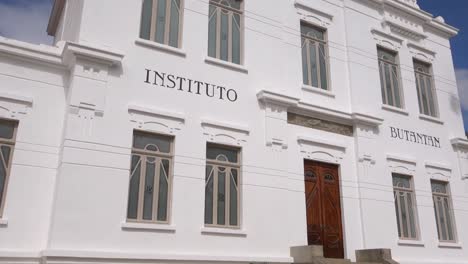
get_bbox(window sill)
[397,239,425,247]
[201,226,247,237]
[382,104,409,116]
[302,85,336,98]
[121,222,176,232]
[135,38,186,57]
[419,114,444,125]
[0,218,7,227]
[204,56,248,74]
[438,242,462,249]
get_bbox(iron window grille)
[0,118,17,218]
[378,47,404,108]
[301,22,329,90]
[208,0,244,65]
[126,130,174,224]
[140,0,184,48]
[431,180,457,242]
[392,174,420,240]
[204,143,241,228]
[414,60,438,117]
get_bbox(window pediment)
[408,42,436,63]
[371,28,403,51]
[295,0,333,28]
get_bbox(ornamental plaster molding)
[371,28,403,51]
[407,42,436,63]
[395,0,419,9]
[201,118,249,146]
[425,161,452,180]
[0,92,34,120]
[298,136,346,164]
[382,19,427,42]
[128,104,185,135]
[387,154,416,175]
[451,138,468,180]
[294,0,333,28]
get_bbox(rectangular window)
[378,47,403,108]
[431,180,456,242]
[301,23,329,90]
[392,174,419,240]
[0,119,17,218]
[207,0,243,65]
[126,130,173,223]
[414,60,438,117]
[140,0,183,48]
[204,143,240,228]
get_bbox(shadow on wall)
[449,93,462,116]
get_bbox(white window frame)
[392,173,420,240]
[378,47,404,109]
[126,130,174,224]
[431,180,457,243]
[414,60,439,117]
[204,143,241,229]
[207,0,244,65]
[139,0,184,48]
[301,21,330,90]
[0,118,18,218]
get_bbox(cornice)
[365,0,458,38]
[257,89,383,128]
[451,138,468,149]
[62,42,124,67]
[0,38,124,69]
[0,37,63,67]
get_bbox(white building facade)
[0,0,467,263]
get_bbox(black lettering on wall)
[143,68,238,103]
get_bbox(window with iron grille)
[0,118,17,218]
[414,60,438,117]
[431,180,456,242]
[392,174,419,240]
[126,130,173,223]
[140,0,184,48]
[301,22,329,90]
[378,47,403,108]
[207,0,243,65]
[204,143,240,228]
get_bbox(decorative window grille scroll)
[126,130,174,224]
[301,22,329,90]
[204,143,241,228]
[392,174,419,240]
[0,118,17,218]
[431,180,457,242]
[208,0,243,65]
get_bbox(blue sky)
[0,0,467,130]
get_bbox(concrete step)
[301,257,353,264]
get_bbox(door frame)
[303,158,347,259]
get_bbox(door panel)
[304,160,344,259]
[304,165,322,245]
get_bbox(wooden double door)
[304,160,344,259]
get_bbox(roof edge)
[47,0,66,36]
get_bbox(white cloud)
[0,0,53,45]
[456,69,468,111]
